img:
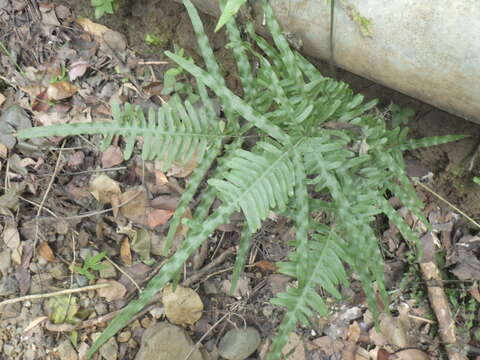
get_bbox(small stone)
[218,327,261,360]
[57,339,77,360]
[99,261,117,278]
[148,306,165,319]
[99,337,118,360]
[135,322,203,360]
[3,344,15,356]
[140,317,155,328]
[49,262,68,280]
[117,331,132,343]
[95,302,108,316]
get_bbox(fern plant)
[18,0,465,358]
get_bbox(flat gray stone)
[218,327,261,360]
[135,322,204,360]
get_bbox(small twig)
[407,314,436,324]
[138,61,169,65]
[0,283,111,307]
[182,246,235,287]
[104,255,141,292]
[413,179,480,229]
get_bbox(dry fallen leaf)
[38,242,55,262]
[76,18,111,37]
[3,221,20,249]
[68,61,88,81]
[162,284,203,326]
[394,349,430,360]
[120,236,132,266]
[102,145,124,168]
[47,81,77,100]
[89,174,121,204]
[96,279,127,301]
[120,188,149,225]
[147,209,173,229]
[0,143,8,158]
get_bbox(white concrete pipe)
[183,0,480,124]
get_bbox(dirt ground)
[1,1,480,359]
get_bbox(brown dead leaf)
[102,145,124,168]
[38,242,55,262]
[31,89,50,112]
[254,260,278,273]
[0,93,5,106]
[162,284,204,326]
[102,30,127,52]
[147,209,173,229]
[3,221,20,249]
[67,151,85,167]
[0,143,8,158]
[96,279,126,301]
[47,81,77,101]
[155,170,168,186]
[68,61,88,81]
[76,18,111,38]
[120,188,149,225]
[89,174,121,204]
[143,82,164,97]
[394,349,430,360]
[167,156,198,178]
[377,348,390,360]
[120,236,132,266]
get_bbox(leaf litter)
[0,0,478,359]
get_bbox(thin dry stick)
[414,179,480,229]
[420,261,467,360]
[104,255,141,292]
[36,143,64,217]
[0,283,111,307]
[182,246,236,287]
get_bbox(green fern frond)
[19,98,224,171]
[398,134,467,151]
[209,141,296,233]
[230,223,253,294]
[269,230,347,360]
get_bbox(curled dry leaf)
[89,174,121,204]
[47,81,77,101]
[3,221,20,249]
[76,18,111,38]
[162,284,204,326]
[120,188,149,225]
[147,209,173,229]
[68,61,88,81]
[38,242,55,262]
[120,236,132,266]
[96,279,126,301]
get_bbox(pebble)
[135,322,203,360]
[57,340,77,360]
[218,327,261,360]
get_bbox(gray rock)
[100,337,118,360]
[135,322,204,360]
[218,327,261,360]
[57,339,77,360]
